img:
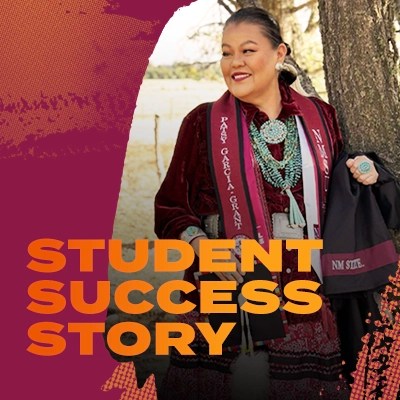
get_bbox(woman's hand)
[214,250,245,284]
[190,236,245,283]
[346,155,379,185]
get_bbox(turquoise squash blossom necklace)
[249,116,306,228]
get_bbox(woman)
[154,7,379,400]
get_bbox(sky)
[149,0,230,65]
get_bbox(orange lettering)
[70,280,110,314]
[68,239,105,272]
[27,280,66,314]
[109,239,148,273]
[114,280,154,314]
[200,280,237,314]
[241,280,279,314]
[283,280,322,314]
[27,239,65,273]
[286,240,323,272]
[27,322,65,356]
[199,239,235,272]
[157,280,196,314]
[154,240,194,272]
[107,322,150,356]
[155,323,195,355]
[196,322,235,355]
[241,240,282,272]
[68,322,105,355]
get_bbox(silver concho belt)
[272,212,304,239]
[203,213,304,240]
[202,214,220,239]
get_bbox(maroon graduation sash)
[206,89,334,343]
[207,93,286,343]
[209,90,333,253]
[290,88,334,236]
[208,93,272,247]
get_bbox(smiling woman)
[152,6,380,400]
[220,24,287,118]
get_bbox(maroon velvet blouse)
[154,82,344,316]
[155,82,343,240]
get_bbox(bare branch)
[305,19,319,33]
[288,0,317,14]
[191,61,219,69]
[187,22,224,40]
[218,0,236,14]
[305,10,319,33]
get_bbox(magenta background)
[1,1,192,398]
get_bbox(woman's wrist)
[180,226,207,245]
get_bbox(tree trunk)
[318,0,400,176]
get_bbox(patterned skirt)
[159,306,350,400]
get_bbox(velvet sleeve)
[154,103,209,239]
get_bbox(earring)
[275,62,283,71]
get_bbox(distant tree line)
[145,62,222,81]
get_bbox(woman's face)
[220,22,286,106]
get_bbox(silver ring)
[358,161,372,174]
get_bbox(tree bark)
[319,0,400,175]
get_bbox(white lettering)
[220,117,228,144]
[332,260,344,270]
[345,258,365,270]
[332,258,365,271]
[312,128,322,143]
[317,143,328,160]
[219,119,242,230]
[312,127,330,191]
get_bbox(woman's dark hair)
[224,7,297,84]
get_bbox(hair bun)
[279,62,297,85]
